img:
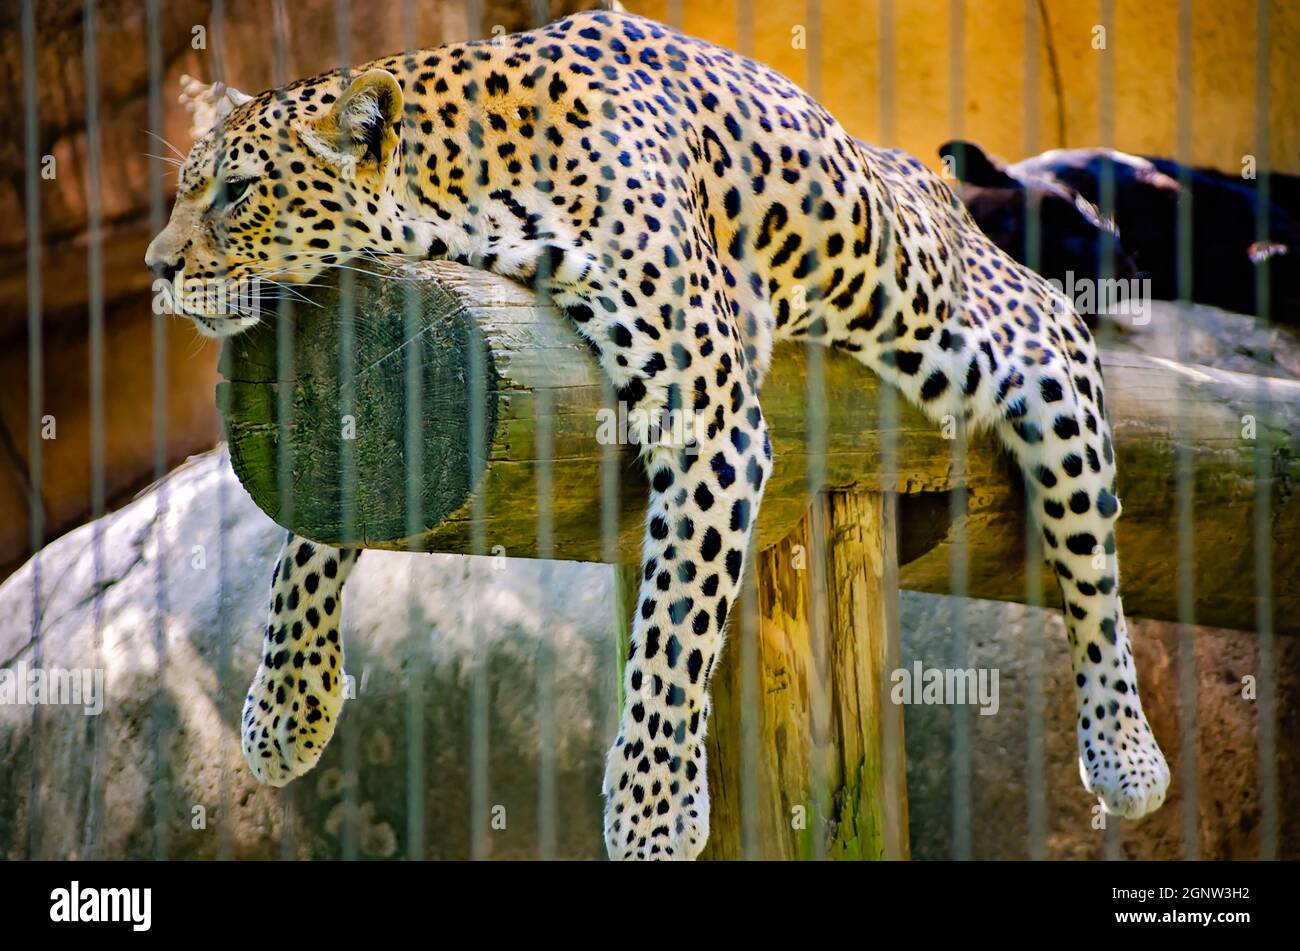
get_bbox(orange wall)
[626,0,1300,175]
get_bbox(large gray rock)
[0,448,618,859]
[899,594,1300,860]
[1106,299,1300,378]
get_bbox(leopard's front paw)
[242,540,353,787]
[602,733,710,861]
[240,648,345,787]
[1078,716,1170,820]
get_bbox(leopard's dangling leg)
[862,301,1171,819]
[997,377,1172,821]
[951,291,1171,819]
[601,402,772,860]
[833,159,1171,820]
[241,533,360,786]
[561,248,774,859]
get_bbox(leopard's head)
[146,68,418,337]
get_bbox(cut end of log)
[217,262,497,546]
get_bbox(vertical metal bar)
[205,0,237,833]
[262,0,303,861]
[403,515,426,855]
[878,0,895,147]
[737,540,761,860]
[600,384,622,757]
[946,0,972,862]
[203,0,237,865]
[668,0,684,29]
[1252,0,1278,863]
[207,28,237,867]
[597,0,623,827]
[1097,0,1116,334]
[399,0,428,862]
[1174,0,1200,861]
[145,0,172,862]
[1093,0,1123,863]
[530,0,558,863]
[1094,0,1116,439]
[598,10,624,818]
[876,0,908,864]
[463,0,492,862]
[20,0,44,861]
[334,0,363,863]
[802,0,833,863]
[80,0,109,862]
[1022,0,1047,863]
[596,8,623,833]
[534,312,558,861]
[214,448,236,855]
[735,0,762,861]
[146,0,167,493]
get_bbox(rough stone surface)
[0,448,618,860]
[901,594,1300,860]
[1106,299,1300,379]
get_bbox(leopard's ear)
[179,74,254,141]
[297,69,403,179]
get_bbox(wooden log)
[613,489,909,860]
[218,261,1300,634]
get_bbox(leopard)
[145,9,1170,860]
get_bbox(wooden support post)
[618,490,909,860]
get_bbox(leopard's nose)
[152,260,180,283]
[146,244,182,283]
[145,235,181,282]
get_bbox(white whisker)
[143,128,186,159]
[143,152,184,168]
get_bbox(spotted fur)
[146,10,1169,859]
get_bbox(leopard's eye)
[221,177,253,209]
